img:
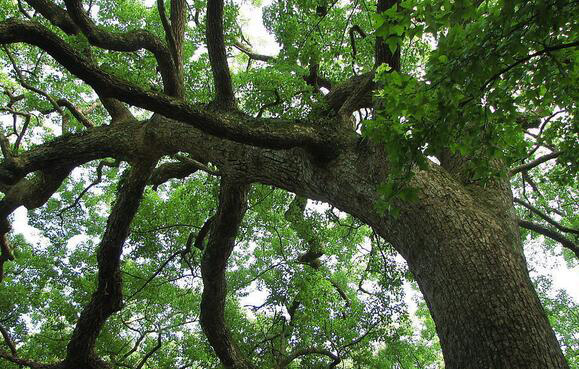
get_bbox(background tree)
[0,0,577,368]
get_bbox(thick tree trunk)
[382,171,569,368]
[408,224,568,369]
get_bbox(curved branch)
[62,0,180,96]
[0,167,72,281]
[200,179,255,369]
[0,351,48,369]
[0,19,338,156]
[23,0,80,35]
[519,219,578,258]
[134,333,162,369]
[64,160,156,367]
[280,347,340,369]
[481,41,579,92]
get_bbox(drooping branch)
[0,19,339,156]
[0,167,72,282]
[514,198,578,236]
[64,160,156,368]
[519,219,578,258]
[199,179,255,369]
[206,0,236,108]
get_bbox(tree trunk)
[382,170,569,369]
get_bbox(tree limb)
[200,179,255,369]
[0,19,339,156]
[519,219,578,258]
[279,347,341,369]
[0,324,17,357]
[134,332,162,369]
[481,41,579,92]
[62,0,181,96]
[509,151,561,176]
[514,198,578,236]
[64,160,156,367]
[206,0,236,108]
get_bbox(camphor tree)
[0,0,577,368]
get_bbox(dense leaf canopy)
[0,0,577,368]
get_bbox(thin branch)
[134,332,162,369]
[481,41,579,92]
[280,347,341,368]
[257,89,282,118]
[514,198,578,235]
[58,159,119,217]
[127,250,182,301]
[509,151,561,176]
[519,219,578,258]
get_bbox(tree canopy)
[0,0,577,368]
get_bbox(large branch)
[206,0,235,108]
[519,219,578,258]
[0,19,338,156]
[200,179,255,369]
[64,160,156,367]
[24,0,80,35]
[0,351,49,369]
[157,0,186,97]
[23,0,137,123]
[62,0,181,96]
